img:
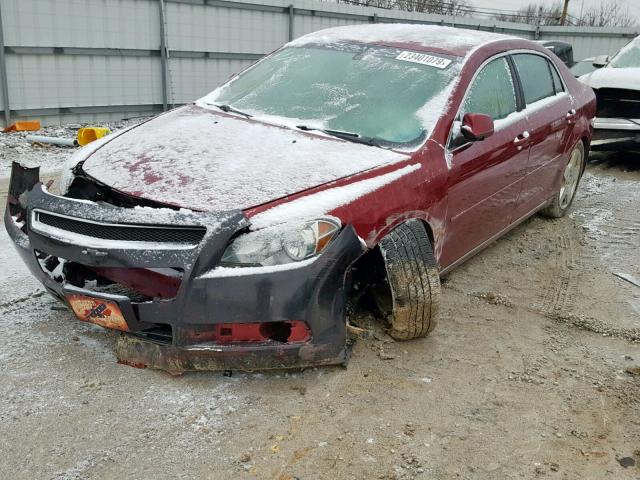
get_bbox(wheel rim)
[559,147,582,210]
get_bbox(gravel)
[0,118,149,177]
[0,148,639,479]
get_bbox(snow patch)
[249,163,421,229]
[288,24,512,52]
[200,256,318,278]
[82,105,409,212]
[579,67,640,91]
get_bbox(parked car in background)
[570,56,601,77]
[5,24,596,373]
[579,36,640,151]
[537,40,575,67]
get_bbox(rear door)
[510,53,576,218]
[441,55,531,268]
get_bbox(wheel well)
[419,219,435,249]
[580,135,590,173]
[347,245,392,318]
[347,219,435,318]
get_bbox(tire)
[378,219,441,340]
[541,141,585,218]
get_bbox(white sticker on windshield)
[396,51,452,69]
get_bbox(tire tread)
[379,220,441,340]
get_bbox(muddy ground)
[0,145,638,479]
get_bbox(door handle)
[566,109,577,123]
[513,131,530,150]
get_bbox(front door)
[441,55,531,268]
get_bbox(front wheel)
[378,220,441,340]
[541,141,585,218]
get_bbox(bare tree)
[575,1,635,27]
[493,2,564,26]
[337,0,473,16]
[493,0,636,27]
[399,0,472,15]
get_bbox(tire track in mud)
[602,214,640,251]
[539,228,577,318]
[0,289,46,310]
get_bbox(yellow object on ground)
[77,127,111,146]
[4,120,41,132]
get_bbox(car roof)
[288,24,518,57]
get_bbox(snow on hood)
[81,105,408,212]
[288,24,512,55]
[249,163,421,229]
[579,67,640,91]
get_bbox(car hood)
[82,105,409,212]
[579,67,640,90]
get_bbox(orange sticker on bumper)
[67,294,129,332]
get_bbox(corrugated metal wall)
[540,25,638,60]
[0,0,637,126]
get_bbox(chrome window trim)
[447,48,570,153]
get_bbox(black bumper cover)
[4,163,364,372]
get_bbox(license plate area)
[67,294,129,332]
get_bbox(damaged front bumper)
[5,163,364,373]
[591,87,640,152]
[591,118,640,151]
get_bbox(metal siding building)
[0,0,637,126]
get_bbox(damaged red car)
[5,24,595,373]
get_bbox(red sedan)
[5,24,596,372]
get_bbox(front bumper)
[5,163,364,372]
[591,118,640,151]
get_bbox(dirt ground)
[0,149,638,480]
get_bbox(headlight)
[221,218,341,266]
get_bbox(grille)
[595,88,640,119]
[36,211,206,245]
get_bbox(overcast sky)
[471,0,640,24]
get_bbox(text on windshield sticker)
[396,51,452,69]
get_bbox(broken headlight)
[220,218,341,266]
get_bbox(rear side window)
[549,61,564,93]
[513,54,555,104]
[462,57,517,120]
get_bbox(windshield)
[609,39,640,68]
[570,60,597,77]
[203,44,461,146]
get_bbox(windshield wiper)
[209,103,253,118]
[296,125,384,148]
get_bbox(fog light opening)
[259,321,292,343]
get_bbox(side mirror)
[461,113,494,142]
[592,55,610,68]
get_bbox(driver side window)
[462,57,518,121]
[450,56,518,150]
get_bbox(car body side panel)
[424,41,594,270]
[442,119,530,267]
[513,93,575,217]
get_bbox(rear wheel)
[378,220,441,340]
[541,141,585,218]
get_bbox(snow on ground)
[0,228,42,304]
[1,139,640,478]
[0,118,147,177]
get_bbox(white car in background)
[579,36,640,152]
